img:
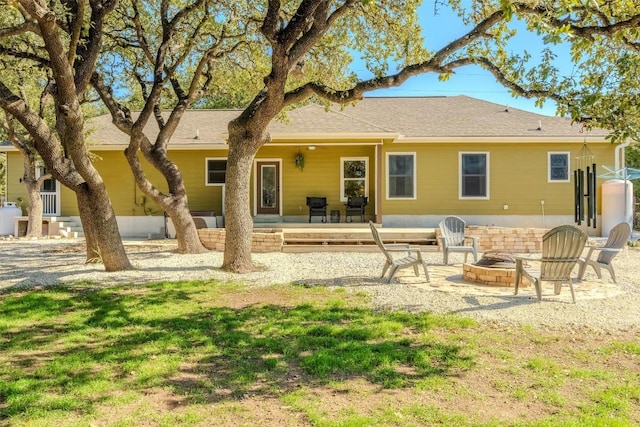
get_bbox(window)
[341,158,368,201]
[459,152,489,199]
[387,153,416,199]
[548,152,570,182]
[206,158,227,185]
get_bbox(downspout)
[614,138,632,227]
[615,138,631,170]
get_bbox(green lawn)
[1,281,638,426]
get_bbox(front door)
[38,165,60,216]
[256,161,280,215]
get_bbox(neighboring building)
[0,96,620,237]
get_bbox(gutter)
[615,138,631,170]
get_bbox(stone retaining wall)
[458,226,547,253]
[198,228,284,253]
[199,226,549,253]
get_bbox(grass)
[0,281,639,426]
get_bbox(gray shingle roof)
[331,96,608,138]
[51,96,615,149]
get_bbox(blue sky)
[361,2,574,117]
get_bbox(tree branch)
[261,0,281,43]
[74,0,118,94]
[67,0,86,65]
[278,0,324,51]
[283,8,507,107]
[0,21,40,38]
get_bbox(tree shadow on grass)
[0,282,475,419]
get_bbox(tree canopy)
[493,1,640,141]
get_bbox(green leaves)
[500,0,515,21]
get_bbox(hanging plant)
[295,151,305,171]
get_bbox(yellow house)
[1,96,622,237]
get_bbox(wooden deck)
[271,225,439,253]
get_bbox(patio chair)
[344,196,368,223]
[306,197,327,223]
[438,216,479,265]
[576,221,631,284]
[514,224,588,303]
[369,221,430,283]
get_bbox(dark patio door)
[257,161,279,215]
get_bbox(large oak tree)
[220,0,529,272]
[91,0,260,254]
[0,1,132,270]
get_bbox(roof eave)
[397,136,612,143]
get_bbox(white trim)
[386,152,417,200]
[459,152,490,200]
[1,136,613,153]
[205,157,227,186]
[36,162,60,215]
[227,133,395,142]
[339,157,369,202]
[252,158,282,216]
[396,136,611,143]
[382,214,582,231]
[547,151,570,183]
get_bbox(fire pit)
[462,251,530,287]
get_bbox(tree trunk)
[221,132,261,273]
[76,184,132,270]
[166,200,208,254]
[20,152,44,238]
[25,180,43,238]
[124,143,208,254]
[76,189,100,262]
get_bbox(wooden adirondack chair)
[577,222,631,284]
[514,224,588,303]
[438,216,479,265]
[369,221,430,283]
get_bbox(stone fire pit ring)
[462,251,530,288]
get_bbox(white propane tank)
[601,179,633,237]
[0,202,23,236]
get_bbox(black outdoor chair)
[344,196,368,223]
[306,197,328,223]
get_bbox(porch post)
[375,142,383,224]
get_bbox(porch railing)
[41,193,57,215]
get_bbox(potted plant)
[295,151,305,171]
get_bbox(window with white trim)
[340,158,368,201]
[548,152,570,182]
[206,158,227,185]
[459,152,489,199]
[387,153,416,199]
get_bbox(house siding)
[380,141,614,217]
[256,145,376,218]
[5,140,615,222]
[1,93,621,239]
[5,153,24,212]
